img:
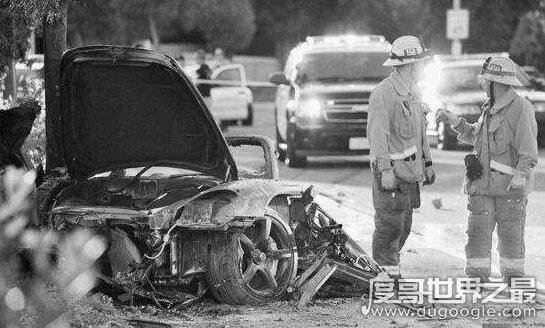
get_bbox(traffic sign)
[446,9,470,40]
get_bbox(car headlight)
[297,99,322,118]
[447,104,481,115]
[533,102,545,112]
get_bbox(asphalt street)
[227,101,545,285]
[226,102,545,209]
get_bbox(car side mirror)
[269,72,289,86]
[225,135,279,180]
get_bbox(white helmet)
[383,35,432,67]
[479,56,522,87]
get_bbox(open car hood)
[60,46,236,180]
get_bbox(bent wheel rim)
[236,214,296,296]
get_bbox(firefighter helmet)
[383,35,432,67]
[479,56,522,87]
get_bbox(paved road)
[227,102,545,283]
[227,101,545,193]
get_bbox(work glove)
[423,166,436,186]
[507,174,526,191]
[437,109,461,127]
[381,169,397,191]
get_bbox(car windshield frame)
[89,165,209,179]
[295,51,392,84]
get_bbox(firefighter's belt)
[389,146,418,161]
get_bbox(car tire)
[36,177,71,227]
[242,104,254,126]
[275,126,286,161]
[285,144,307,168]
[437,121,456,150]
[207,208,298,305]
[284,123,307,168]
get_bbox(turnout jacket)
[453,88,538,195]
[367,71,432,183]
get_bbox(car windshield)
[296,51,392,84]
[437,64,532,94]
[89,166,205,179]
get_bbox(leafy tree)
[248,0,540,60]
[67,0,125,46]
[463,0,540,53]
[10,0,69,171]
[186,0,256,53]
[67,0,256,53]
[510,9,545,71]
[0,0,34,100]
[250,0,334,60]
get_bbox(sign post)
[447,0,469,55]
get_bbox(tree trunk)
[71,29,84,48]
[4,59,17,102]
[148,12,160,49]
[3,16,17,102]
[44,0,69,172]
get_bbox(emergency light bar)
[305,35,387,45]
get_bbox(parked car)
[15,54,44,98]
[185,63,253,127]
[521,65,545,90]
[36,46,377,306]
[270,35,392,167]
[423,53,545,149]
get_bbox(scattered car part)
[296,262,337,308]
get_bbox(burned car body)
[38,46,382,306]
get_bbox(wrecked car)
[37,46,383,307]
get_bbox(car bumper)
[292,120,369,156]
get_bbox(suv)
[269,35,392,167]
[423,53,545,149]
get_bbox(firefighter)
[439,56,538,283]
[367,36,435,278]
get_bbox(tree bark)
[44,0,69,172]
[3,16,17,102]
[148,12,160,49]
[4,59,17,102]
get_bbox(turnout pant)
[465,193,527,279]
[371,174,417,275]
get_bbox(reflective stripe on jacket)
[367,71,432,183]
[452,88,538,195]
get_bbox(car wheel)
[285,123,307,167]
[437,121,455,150]
[37,177,71,227]
[207,209,298,305]
[285,144,307,168]
[242,104,254,126]
[275,126,286,161]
